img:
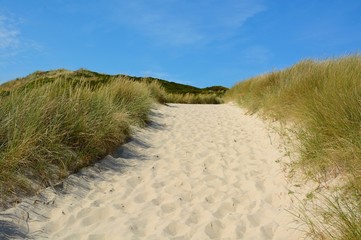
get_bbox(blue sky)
[0,1,360,88]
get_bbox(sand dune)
[0,104,303,239]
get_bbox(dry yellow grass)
[0,77,158,209]
[225,54,361,239]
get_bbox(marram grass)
[0,74,223,209]
[225,54,361,239]
[0,78,155,208]
[165,92,223,104]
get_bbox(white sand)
[1,104,304,239]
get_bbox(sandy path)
[1,104,303,239]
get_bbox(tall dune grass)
[165,93,223,104]
[0,74,222,209]
[0,78,156,208]
[225,55,361,239]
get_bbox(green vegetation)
[225,55,361,239]
[165,93,223,104]
[0,69,226,209]
[1,68,228,100]
[0,77,157,209]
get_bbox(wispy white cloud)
[201,0,265,30]
[240,45,271,64]
[112,0,265,47]
[0,15,20,50]
[0,14,42,60]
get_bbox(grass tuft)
[0,77,155,208]
[165,93,224,104]
[225,54,361,239]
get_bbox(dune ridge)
[1,103,303,239]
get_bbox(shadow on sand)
[0,108,167,239]
[0,217,28,240]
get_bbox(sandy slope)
[0,104,304,239]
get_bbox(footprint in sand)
[205,220,224,239]
[213,202,236,219]
[128,224,145,237]
[134,192,148,204]
[261,222,279,239]
[164,184,181,195]
[163,221,188,237]
[126,176,143,188]
[185,210,201,225]
[161,202,178,214]
[235,222,247,238]
[152,181,166,189]
[255,179,265,191]
[204,190,226,204]
[81,207,110,227]
[90,199,106,207]
[178,191,193,202]
[112,202,136,214]
[247,205,275,227]
[44,220,63,234]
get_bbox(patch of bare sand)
[0,104,304,239]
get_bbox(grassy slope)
[225,55,361,239]
[0,69,227,209]
[1,68,228,96]
[1,69,227,104]
[0,77,159,209]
